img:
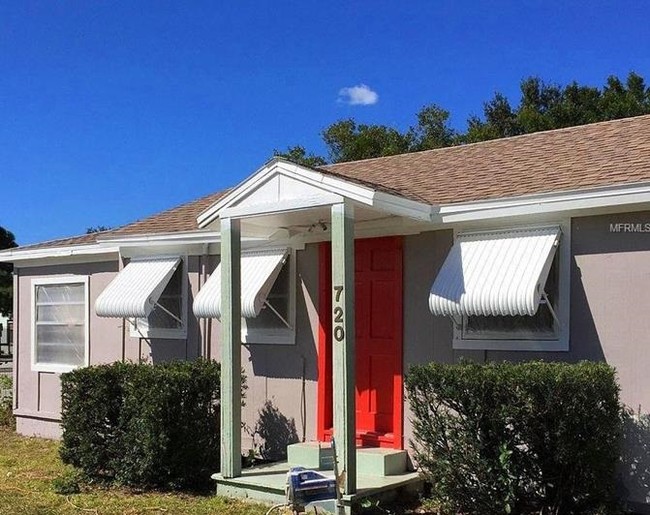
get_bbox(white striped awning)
[95,256,181,318]
[193,248,289,319]
[429,227,561,317]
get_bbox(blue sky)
[2,1,650,245]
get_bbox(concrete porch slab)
[212,461,422,513]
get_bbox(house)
[2,115,650,509]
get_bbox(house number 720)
[333,285,344,342]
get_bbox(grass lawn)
[0,428,269,515]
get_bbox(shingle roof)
[322,114,650,205]
[108,189,229,237]
[18,190,228,251]
[17,232,102,251]
[14,115,650,253]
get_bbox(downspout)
[201,243,209,358]
[119,255,126,362]
[12,269,19,411]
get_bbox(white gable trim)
[197,158,435,226]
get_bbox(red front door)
[317,236,403,449]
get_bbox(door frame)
[316,237,404,449]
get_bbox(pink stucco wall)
[14,261,122,435]
[13,250,321,452]
[207,244,321,451]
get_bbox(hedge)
[60,359,222,491]
[0,375,13,428]
[406,361,622,515]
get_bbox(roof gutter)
[433,181,650,224]
[96,230,222,247]
[0,244,120,265]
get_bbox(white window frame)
[452,221,571,352]
[129,255,188,340]
[31,276,90,373]
[242,248,296,345]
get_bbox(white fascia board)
[435,182,650,224]
[0,244,119,267]
[279,162,376,203]
[97,230,222,247]
[373,191,436,221]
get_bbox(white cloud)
[337,84,379,106]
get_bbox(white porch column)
[331,201,356,495]
[220,217,242,478]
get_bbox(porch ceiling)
[238,204,399,240]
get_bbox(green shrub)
[405,361,622,515]
[59,362,128,482]
[60,359,222,491]
[0,375,14,428]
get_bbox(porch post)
[220,216,241,478]
[331,201,356,494]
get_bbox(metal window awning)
[95,256,181,318]
[429,226,561,317]
[193,248,289,319]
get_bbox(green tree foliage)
[273,145,327,168]
[408,104,458,150]
[86,225,111,234]
[279,72,650,164]
[0,227,17,317]
[322,119,412,162]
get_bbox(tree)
[469,72,650,141]
[601,72,650,119]
[86,226,111,234]
[0,227,17,317]
[466,93,521,142]
[322,119,412,163]
[273,145,327,168]
[409,104,458,150]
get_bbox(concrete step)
[357,447,408,477]
[287,443,408,477]
[287,442,334,470]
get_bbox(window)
[32,277,89,372]
[429,223,570,352]
[461,253,560,341]
[242,252,296,344]
[130,259,187,339]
